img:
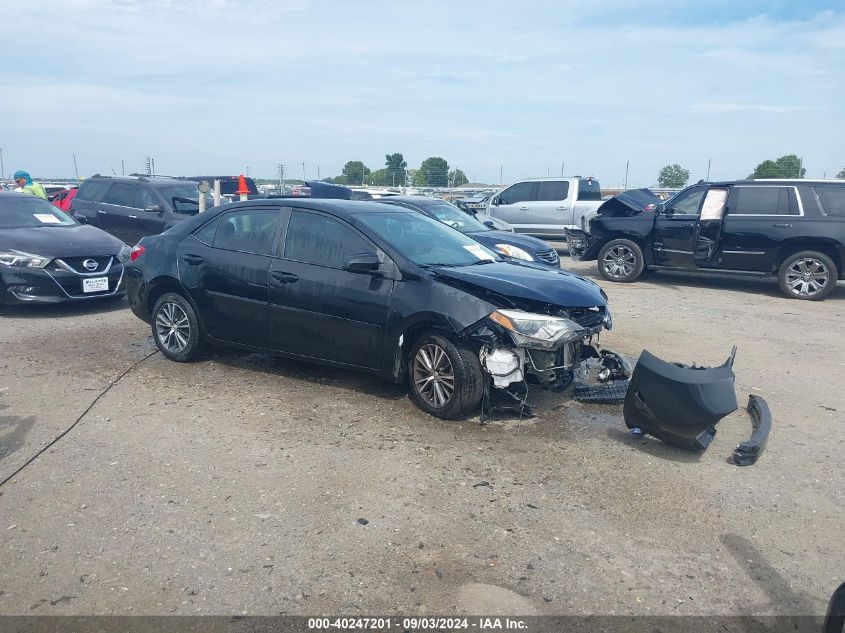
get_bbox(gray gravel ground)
[0,255,843,616]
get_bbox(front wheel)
[151,292,205,361]
[408,331,484,420]
[597,239,645,283]
[777,251,838,301]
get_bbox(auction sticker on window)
[82,277,108,293]
[463,244,495,261]
[34,214,62,224]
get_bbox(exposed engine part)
[596,349,631,383]
[480,346,525,388]
[623,347,738,451]
[731,394,772,466]
[573,380,630,404]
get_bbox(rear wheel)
[151,292,205,361]
[777,251,838,301]
[408,331,484,420]
[597,239,645,282]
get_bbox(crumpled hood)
[469,230,554,252]
[431,261,607,308]
[0,225,125,258]
[598,188,662,217]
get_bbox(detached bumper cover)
[731,394,772,466]
[623,348,738,451]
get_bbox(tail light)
[130,244,145,261]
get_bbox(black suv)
[71,175,205,245]
[566,180,845,300]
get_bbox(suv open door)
[693,187,729,267]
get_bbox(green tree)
[835,167,845,180]
[342,161,370,186]
[657,163,690,188]
[369,168,392,186]
[415,156,450,187]
[385,152,407,186]
[449,168,469,187]
[749,154,805,179]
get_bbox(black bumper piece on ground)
[623,347,738,451]
[731,394,772,466]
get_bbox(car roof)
[87,174,186,185]
[207,198,420,220]
[709,179,843,186]
[371,195,447,207]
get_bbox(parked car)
[486,177,604,239]
[373,196,560,267]
[125,199,614,419]
[565,179,845,300]
[0,192,129,306]
[71,174,206,245]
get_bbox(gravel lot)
[1,254,843,616]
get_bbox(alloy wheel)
[602,245,636,279]
[155,302,191,353]
[412,343,455,409]
[786,258,829,298]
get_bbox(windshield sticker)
[463,244,495,261]
[34,214,63,224]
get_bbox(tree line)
[656,155,845,189]
[324,153,469,188]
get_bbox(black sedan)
[0,192,130,306]
[373,196,561,267]
[126,199,614,419]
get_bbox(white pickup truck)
[483,177,604,240]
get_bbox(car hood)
[598,188,662,217]
[430,261,607,308]
[0,225,125,258]
[469,230,553,252]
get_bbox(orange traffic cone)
[236,174,250,201]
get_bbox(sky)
[1,0,844,187]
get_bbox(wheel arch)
[388,315,466,382]
[773,239,842,275]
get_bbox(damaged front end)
[462,304,626,418]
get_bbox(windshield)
[357,211,502,267]
[420,201,490,233]
[0,195,77,228]
[158,185,204,215]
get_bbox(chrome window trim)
[728,186,804,217]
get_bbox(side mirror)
[344,252,380,273]
[145,204,163,213]
[491,196,500,206]
[483,220,495,228]
[73,214,88,224]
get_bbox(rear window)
[577,179,602,201]
[814,187,845,217]
[75,179,110,202]
[732,187,793,215]
[537,181,570,201]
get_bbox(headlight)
[490,309,585,350]
[116,244,132,263]
[0,250,50,268]
[495,244,533,261]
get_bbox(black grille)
[568,306,607,330]
[56,256,113,274]
[535,248,560,265]
[49,267,123,298]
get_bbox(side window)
[814,187,845,217]
[669,187,706,215]
[284,211,374,269]
[732,187,791,215]
[498,182,535,205]
[134,187,159,210]
[104,183,137,207]
[193,217,219,245]
[76,180,110,202]
[213,208,280,255]
[536,181,570,201]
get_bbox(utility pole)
[73,153,80,183]
[151,157,155,176]
[302,162,306,180]
[362,164,366,186]
[0,147,4,180]
[499,165,503,186]
[624,160,629,190]
[278,163,285,193]
[317,165,321,181]
[798,156,803,179]
[246,165,250,177]
[121,159,125,176]
[560,161,565,177]
[706,158,711,181]
[546,166,550,177]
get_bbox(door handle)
[181,254,204,265]
[680,223,694,228]
[772,223,793,228]
[271,271,299,284]
[97,210,106,214]
[556,207,569,211]
[518,206,529,211]
[128,215,138,219]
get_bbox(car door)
[525,180,575,235]
[269,209,394,369]
[98,182,139,242]
[718,186,799,271]
[177,206,281,346]
[486,181,538,232]
[653,185,707,267]
[130,185,167,241]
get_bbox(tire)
[777,251,838,301]
[597,239,645,283]
[407,331,484,420]
[151,292,205,361]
